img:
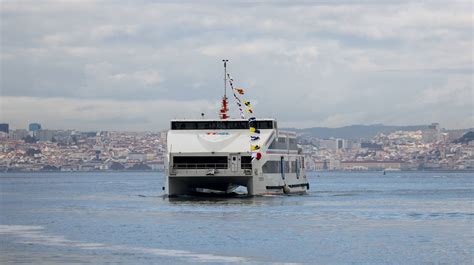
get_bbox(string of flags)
[225,67,261,160]
[249,116,262,160]
[243,100,253,113]
[227,73,255,117]
[226,73,245,119]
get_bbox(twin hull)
[164,119,309,196]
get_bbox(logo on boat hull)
[199,131,235,144]
[206,132,229,135]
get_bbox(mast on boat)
[220,59,229,120]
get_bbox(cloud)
[0,0,472,130]
[90,25,139,40]
[1,96,218,131]
[199,40,319,67]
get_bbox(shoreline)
[0,170,164,174]
[1,169,472,174]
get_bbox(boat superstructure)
[165,119,309,196]
[164,60,309,196]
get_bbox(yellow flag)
[251,145,260,151]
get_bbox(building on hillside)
[0,123,9,133]
[423,123,441,143]
[337,139,346,150]
[10,129,29,140]
[361,142,383,150]
[29,123,42,132]
[319,139,338,151]
[36,129,55,142]
[128,152,146,162]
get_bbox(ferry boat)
[164,61,309,196]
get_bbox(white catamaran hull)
[164,119,309,196]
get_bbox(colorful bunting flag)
[227,72,245,119]
[235,88,245,95]
[251,145,260,151]
[225,68,261,160]
[251,152,262,160]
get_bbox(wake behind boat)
[164,61,309,196]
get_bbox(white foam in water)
[0,225,250,263]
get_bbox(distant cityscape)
[0,122,473,172]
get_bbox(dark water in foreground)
[0,171,473,264]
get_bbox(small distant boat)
[164,60,309,196]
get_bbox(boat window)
[289,138,298,150]
[262,161,281,173]
[171,120,274,130]
[173,156,228,169]
[291,161,297,173]
[284,161,290,173]
[257,121,273,129]
[241,156,252,169]
[268,137,288,150]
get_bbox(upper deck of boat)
[170,118,277,131]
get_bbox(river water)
[0,171,472,264]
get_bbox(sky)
[1,0,473,131]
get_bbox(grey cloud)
[1,0,472,130]
[77,116,151,125]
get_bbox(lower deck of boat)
[166,175,308,197]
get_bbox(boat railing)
[173,163,228,169]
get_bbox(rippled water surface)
[1,171,473,264]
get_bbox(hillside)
[454,131,474,144]
[285,124,429,140]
